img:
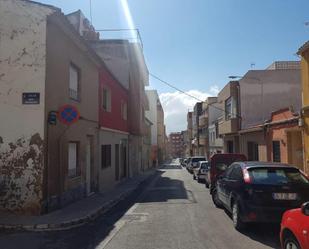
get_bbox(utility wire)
[149,73,242,119]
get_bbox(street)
[0,162,281,249]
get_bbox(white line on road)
[95,172,161,249]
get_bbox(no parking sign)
[58,104,80,125]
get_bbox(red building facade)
[99,66,128,132]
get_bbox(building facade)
[90,40,150,177]
[186,112,193,156]
[192,102,203,156]
[169,132,185,158]
[217,81,241,153]
[298,41,309,174]
[0,0,103,214]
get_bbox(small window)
[102,87,111,112]
[121,101,127,120]
[225,97,232,120]
[101,145,111,169]
[68,142,79,177]
[69,64,80,101]
[273,141,281,162]
[215,122,219,138]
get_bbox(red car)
[281,202,309,249]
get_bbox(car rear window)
[201,162,210,169]
[192,157,206,162]
[248,167,309,185]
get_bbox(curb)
[0,170,156,232]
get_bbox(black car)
[213,162,309,230]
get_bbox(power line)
[149,73,242,119]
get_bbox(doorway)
[86,136,95,195]
[115,144,119,181]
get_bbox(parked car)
[181,158,188,167]
[209,153,247,193]
[183,157,190,168]
[213,162,309,230]
[193,161,210,182]
[281,202,309,249]
[205,164,211,188]
[187,156,206,173]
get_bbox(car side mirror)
[301,202,309,216]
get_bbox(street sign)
[22,92,40,104]
[58,104,80,125]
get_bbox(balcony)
[218,117,239,135]
[199,133,208,146]
[199,116,208,127]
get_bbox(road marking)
[95,220,126,249]
[95,172,160,248]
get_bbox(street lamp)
[228,75,264,122]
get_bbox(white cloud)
[159,87,219,134]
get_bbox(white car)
[193,161,210,182]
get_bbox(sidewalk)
[0,169,157,232]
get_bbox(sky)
[38,0,309,134]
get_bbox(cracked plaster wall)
[0,0,54,214]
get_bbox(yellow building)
[298,41,309,174]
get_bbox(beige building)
[186,112,193,156]
[218,62,301,161]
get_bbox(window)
[121,101,127,120]
[68,142,79,177]
[225,97,236,120]
[101,145,111,168]
[215,122,219,138]
[102,87,111,112]
[249,168,309,185]
[69,64,80,101]
[273,141,281,162]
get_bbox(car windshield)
[248,167,309,185]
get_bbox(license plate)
[272,193,297,200]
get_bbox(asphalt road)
[0,162,281,249]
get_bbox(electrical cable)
[149,73,242,119]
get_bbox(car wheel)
[197,177,201,183]
[211,189,223,208]
[283,233,301,249]
[232,202,245,231]
[193,174,196,180]
[205,182,209,188]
